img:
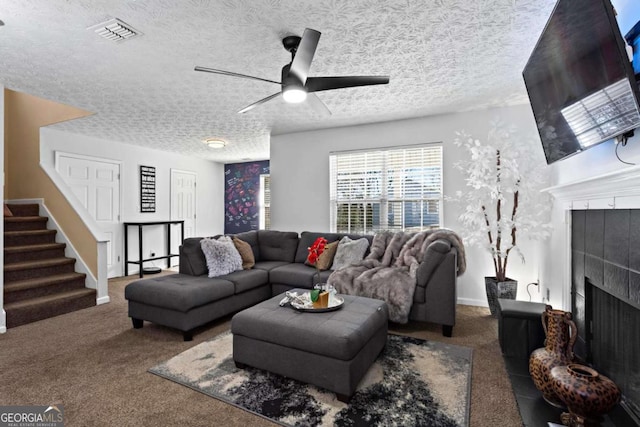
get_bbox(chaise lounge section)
[125,229,461,340]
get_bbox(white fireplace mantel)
[544,164,640,208]
[542,164,640,310]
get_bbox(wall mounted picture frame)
[140,165,156,213]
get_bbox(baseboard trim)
[97,296,110,305]
[457,297,488,307]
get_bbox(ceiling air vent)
[88,18,142,42]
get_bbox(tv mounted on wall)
[523,0,640,164]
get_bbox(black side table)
[124,220,185,278]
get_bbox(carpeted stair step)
[4,216,48,232]
[4,229,57,247]
[4,257,76,282]
[6,204,39,217]
[4,272,87,304]
[4,288,96,328]
[4,242,67,264]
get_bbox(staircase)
[3,203,95,328]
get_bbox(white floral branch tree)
[450,120,551,282]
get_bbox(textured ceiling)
[0,0,557,163]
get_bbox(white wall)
[40,127,225,275]
[271,105,547,306]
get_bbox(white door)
[56,153,122,278]
[171,169,196,258]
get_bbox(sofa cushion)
[201,237,243,277]
[180,237,207,276]
[253,261,291,272]
[332,236,370,270]
[295,231,343,263]
[233,237,255,269]
[218,269,269,294]
[270,263,318,287]
[234,230,260,261]
[258,230,299,262]
[316,240,339,270]
[124,274,235,312]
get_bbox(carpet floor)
[0,272,522,426]
[150,332,472,426]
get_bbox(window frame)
[329,143,443,233]
[259,174,270,230]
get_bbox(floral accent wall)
[224,160,270,234]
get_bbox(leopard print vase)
[549,364,620,427]
[529,305,577,407]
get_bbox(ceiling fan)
[195,28,389,114]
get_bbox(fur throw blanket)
[328,229,466,323]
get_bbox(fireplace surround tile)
[585,210,604,258]
[604,209,630,267]
[572,210,586,252]
[629,211,640,272]
[585,254,604,288]
[572,251,585,296]
[604,263,630,300]
[630,272,640,306]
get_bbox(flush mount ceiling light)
[203,138,227,149]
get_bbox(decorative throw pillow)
[3,204,13,217]
[200,236,242,278]
[331,236,370,271]
[233,237,255,270]
[315,240,339,270]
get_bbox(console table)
[124,220,185,278]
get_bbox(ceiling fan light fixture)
[204,138,227,149]
[282,86,307,103]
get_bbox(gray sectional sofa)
[125,229,459,340]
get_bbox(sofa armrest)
[416,239,453,288]
[179,237,207,276]
[410,250,458,332]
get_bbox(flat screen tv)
[523,0,640,164]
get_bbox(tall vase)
[550,364,621,427]
[485,277,517,317]
[529,305,577,407]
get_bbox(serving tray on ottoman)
[231,289,388,403]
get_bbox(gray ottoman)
[497,298,546,359]
[231,290,388,402]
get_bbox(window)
[259,174,271,230]
[330,144,443,233]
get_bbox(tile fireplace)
[571,209,640,422]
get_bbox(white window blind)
[259,174,271,230]
[330,144,443,233]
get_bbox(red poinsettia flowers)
[307,237,328,267]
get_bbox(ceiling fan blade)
[306,76,390,93]
[237,92,281,114]
[194,66,281,85]
[289,28,321,84]
[307,93,332,116]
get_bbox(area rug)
[149,332,472,427]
